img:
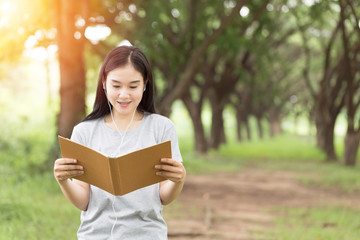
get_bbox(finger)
[156,171,182,182]
[55,170,84,181]
[55,164,83,172]
[154,164,179,173]
[160,158,182,166]
[55,158,77,165]
[65,170,84,177]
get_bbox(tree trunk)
[235,107,252,142]
[43,0,87,170]
[232,93,252,142]
[269,113,282,138]
[181,94,208,153]
[344,130,360,166]
[339,0,360,166]
[57,0,86,138]
[269,119,282,137]
[256,116,263,139]
[210,111,226,149]
[315,111,337,161]
[209,95,226,149]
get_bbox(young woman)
[53,46,186,239]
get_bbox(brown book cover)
[58,136,170,196]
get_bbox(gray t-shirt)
[70,112,183,240]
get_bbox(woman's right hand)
[54,158,84,183]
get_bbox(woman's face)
[104,64,145,118]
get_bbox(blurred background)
[1,0,360,239]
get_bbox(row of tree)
[2,0,359,165]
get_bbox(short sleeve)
[161,120,183,163]
[70,124,86,146]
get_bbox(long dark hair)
[83,46,156,121]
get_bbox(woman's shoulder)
[73,117,103,134]
[145,113,174,126]
[71,117,104,144]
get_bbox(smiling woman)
[54,45,186,240]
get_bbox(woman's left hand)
[155,158,186,183]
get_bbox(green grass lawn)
[0,174,80,240]
[267,206,360,240]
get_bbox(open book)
[58,136,171,196]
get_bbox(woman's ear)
[143,80,148,92]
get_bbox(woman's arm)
[156,158,186,205]
[54,158,90,211]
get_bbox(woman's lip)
[117,101,131,107]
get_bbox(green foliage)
[0,63,57,180]
[0,63,77,239]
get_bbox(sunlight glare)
[0,1,16,22]
[1,1,12,12]
[239,6,249,17]
[85,24,111,44]
[25,35,37,49]
[24,47,48,61]
[302,0,320,6]
[23,44,58,61]
[0,1,13,27]
[224,0,236,9]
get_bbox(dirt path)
[164,168,360,240]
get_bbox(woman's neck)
[105,110,143,131]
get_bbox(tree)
[293,1,346,160]
[207,0,270,148]
[114,0,249,152]
[339,0,360,166]
[56,0,88,138]
[230,1,302,140]
[123,0,248,116]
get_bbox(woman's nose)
[119,88,129,97]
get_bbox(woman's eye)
[112,85,120,88]
[130,86,138,89]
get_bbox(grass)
[0,174,80,240]
[182,134,360,194]
[218,135,325,162]
[180,134,360,240]
[1,132,360,239]
[265,206,360,240]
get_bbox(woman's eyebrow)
[129,80,141,84]
[110,79,141,84]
